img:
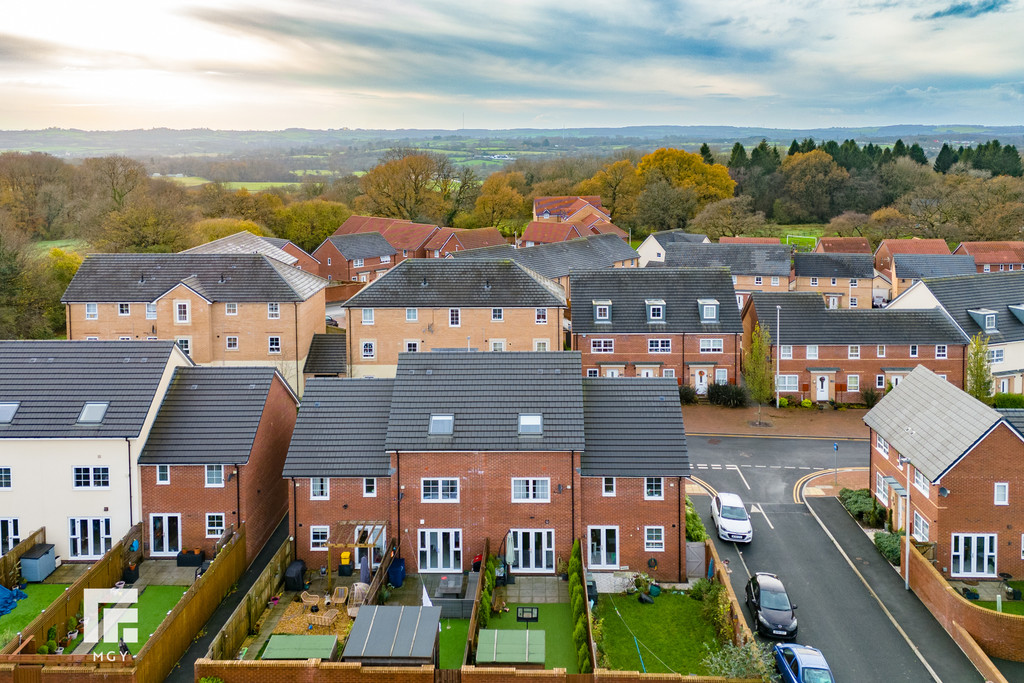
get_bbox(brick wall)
[290,477,393,569]
[792,277,868,308]
[314,242,395,283]
[574,332,740,385]
[141,463,240,559]
[283,243,322,272]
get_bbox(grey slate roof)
[385,352,586,452]
[750,292,968,345]
[139,366,292,465]
[451,234,638,280]
[581,378,688,476]
[651,229,709,245]
[662,243,791,277]
[181,231,298,266]
[342,259,566,309]
[327,232,397,260]
[892,254,976,280]
[303,333,348,375]
[996,409,1024,434]
[0,340,184,439]
[63,254,327,303]
[864,366,1003,481]
[283,378,394,478]
[570,268,742,335]
[916,272,1024,345]
[793,252,874,279]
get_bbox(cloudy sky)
[2,0,1022,131]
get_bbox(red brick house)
[815,236,872,254]
[865,366,1024,581]
[423,227,507,257]
[263,237,321,272]
[660,243,791,309]
[953,241,1024,273]
[520,221,588,247]
[570,268,742,390]
[284,352,690,583]
[874,238,950,277]
[139,366,299,563]
[532,196,608,223]
[333,215,441,262]
[313,233,398,283]
[742,292,969,403]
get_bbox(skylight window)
[77,402,109,424]
[0,402,18,424]
[428,414,454,435]
[518,413,543,435]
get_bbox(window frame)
[913,468,929,496]
[492,308,503,322]
[535,308,547,324]
[591,339,614,354]
[205,464,225,488]
[206,513,226,539]
[361,341,375,359]
[406,340,420,353]
[913,511,929,542]
[267,302,280,320]
[602,477,616,497]
[995,482,1009,506]
[146,303,157,319]
[644,477,664,501]
[73,466,110,489]
[406,308,418,322]
[805,345,818,360]
[156,465,169,485]
[809,277,818,287]
[875,433,889,457]
[85,302,98,320]
[422,477,460,503]
[644,526,665,552]
[449,308,461,327]
[268,336,281,354]
[518,413,543,435]
[226,336,239,351]
[310,477,329,500]
[364,478,377,497]
[935,344,947,359]
[699,338,724,354]
[876,374,885,389]
[362,308,374,325]
[595,305,610,321]
[848,345,860,359]
[310,525,329,551]
[511,477,551,503]
[989,348,1005,363]
[175,301,190,324]
[909,344,918,358]
[780,345,793,360]
[877,345,886,358]
[848,374,860,392]
[428,414,454,436]
[353,258,364,268]
[118,303,130,316]
[776,374,798,392]
[771,276,780,286]
[648,339,671,354]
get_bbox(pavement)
[683,403,870,440]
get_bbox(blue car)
[773,643,835,683]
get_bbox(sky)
[1,0,1023,131]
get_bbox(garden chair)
[308,608,339,627]
[300,590,320,610]
[331,585,349,605]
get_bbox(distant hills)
[2,125,1022,159]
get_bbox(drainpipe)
[66,304,72,339]
[293,302,300,390]
[126,438,133,526]
[235,465,242,529]
[677,476,684,583]
[395,451,402,559]
[570,451,576,547]
[291,478,298,553]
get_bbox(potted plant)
[556,556,569,581]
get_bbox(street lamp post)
[775,305,781,409]
[898,454,912,591]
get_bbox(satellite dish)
[939,487,950,498]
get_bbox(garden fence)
[0,527,45,589]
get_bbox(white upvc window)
[511,478,550,502]
[0,519,20,554]
[533,339,549,352]
[364,478,376,497]
[645,526,665,551]
[848,375,860,392]
[327,257,332,266]
[422,478,459,502]
[648,339,671,354]
[85,303,98,320]
[875,434,889,457]
[587,368,599,378]
[490,339,505,352]
[850,279,858,288]
[535,308,547,324]
[361,341,375,359]
[380,254,391,264]
[406,340,420,353]
[175,337,191,356]
[492,308,503,322]
[206,513,225,538]
[268,302,280,319]
[951,533,997,577]
[806,345,818,360]
[910,344,918,358]
[603,477,615,496]
[989,348,1004,363]
[877,345,886,358]
[875,471,889,503]
[595,305,610,321]
[176,301,190,323]
[781,345,792,360]
[776,375,798,392]
[205,464,224,488]
[771,276,780,286]
[146,303,157,319]
[73,466,109,489]
[995,482,1009,506]
[913,468,929,496]
[754,276,762,286]
[700,338,724,353]
[913,512,929,542]
[310,477,329,500]
[429,414,454,435]
[156,465,169,485]
[831,277,838,286]
[591,339,614,354]
[848,345,860,359]
[226,336,239,350]
[310,526,329,551]
[268,336,281,354]
[118,303,130,316]
[663,368,676,378]
[518,413,543,435]
[850,298,858,308]
[362,308,374,325]
[225,302,237,316]
[406,308,418,322]
[644,477,664,500]
[810,277,818,287]
[935,345,947,359]
[449,308,461,327]
[353,258,364,268]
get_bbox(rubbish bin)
[339,552,353,577]
[388,558,406,588]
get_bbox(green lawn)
[0,584,70,641]
[487,602,577,673]
[593,591,719,675]
[975,600,1024,615]
[29,239,89,255]
[439,618,470,669]
[92,585,188,655]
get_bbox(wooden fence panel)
[0,528,46,589]
[464,538,490,666]
[363,539,397,606]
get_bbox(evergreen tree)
[892,139,908,158]
[743,322,775,425]
[908,143,928,165]
[727,142,749,169]
[699,143,715,165]
[749,139,780,174]
[933,143,956,173]
[798,138,817,153]
[966,332,993,402]
[787,140,800,156]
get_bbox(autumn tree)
[356,152,438,222]
[269,199,352,253]
[473,172,527,229]
[744,322,775,426]
[966,332,993,402]
[576,159,641,224]
[632,180,696,233]
[689,196,767,239]
[637,148,735,213]
[81,155,146,209]
[774,150,849,223]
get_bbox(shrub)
[679,384,698,405]
[708,383,748,407]
[874,530,905,566]
[994,392,1024,408]
[861,387,880,408]
[800,398,813,408]
[36,645,49,655]
[688,578,715,601]
[46,639,57,653]
[578,642,592,673]
[573,620,588,649]
[685,496,709,541]
[46,625,57,643]
[839,487,883,526]
[778,397,788,408]
[699,584,731,644]
[702,641,777,682]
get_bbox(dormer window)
[646,299,665,323]
[0,402,18,424]
[698,298,719,323]
[428,414,454,436]
[518,413,543,435]
[77,402,109,424]
[593,300,612,323]
[968,308,999,332]
[985,314,996,330]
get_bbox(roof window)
[646,299,666,323]
[78,402,109,424]
[698,298,720,323]
[518,413,543,435]
[0,402,19,424]
[428,414,454,436]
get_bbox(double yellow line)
[687,476,717,498]
[793,467,868,504]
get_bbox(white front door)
[70,517,112,560]
[827,296,839,309]
[891,375,902,388]
[1000,378,1009,393]
[150,514,181,556]
[589,526,619,569]
[605,368,620,377]
[815,375,829,401]
[418,529,462,572]
[511,530,555,573]
[695,369,709,395]
[639,368,655,378]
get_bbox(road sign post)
[833,442,839,487]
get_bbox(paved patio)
[499,576,568,604]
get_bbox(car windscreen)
[721,505,748,521]
[802,668,834,683]
[761,588,791,611]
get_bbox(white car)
[711,492,753,543]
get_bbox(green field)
[593,591,719,675]
[29,239,90,255]
[0,584,70,642]
[439,618,470,669]
[486,602,577,673]
[92,585,188,656]
[220,181,299,191]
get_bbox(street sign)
[833,442,838,451]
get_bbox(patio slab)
[501,576,567,604]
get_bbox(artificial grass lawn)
[0,584,70,638]
[93,585,188,656]
[487,602,577,673]
[438,618,470,669]
[593,591,719,675]
[976,600,1024,615]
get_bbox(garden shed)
[341,605,441,666]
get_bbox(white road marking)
[750,503,775,530]
[727,465,750,491]
[755,465,767,468]
[735,546,753,580]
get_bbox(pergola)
[324,520,387,593]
